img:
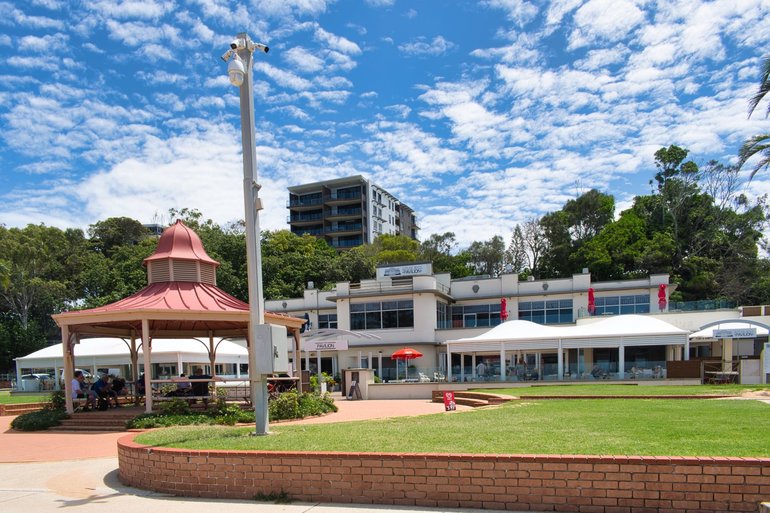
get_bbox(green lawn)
[136,397,770,457]
[0,390,51,404]
[475,383,770,396]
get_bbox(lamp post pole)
[228,32,269,435]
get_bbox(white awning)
[446,315,689,353]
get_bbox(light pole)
[222,32,271,435]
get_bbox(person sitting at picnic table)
[166,373,192,397]
[591,364,607,379]
[71,370,95,411]
[111,375,127,397]
[92,373,119,408]
[190,367,216,404]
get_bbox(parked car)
[20,373,54,391]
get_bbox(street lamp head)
[227,53,245,87]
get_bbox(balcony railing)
[288,213,323,223]
[669,299,737,312]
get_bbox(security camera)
[230,38,243,50]
[253,43,269,54]
[221,48,234,62]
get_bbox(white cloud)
[568,0,646,49]
[481,0,538,25]
[399,36,455,57]
[314,27,361,55]
[254,61,313,91]
[87,0,174,19]
[283,46,325,74]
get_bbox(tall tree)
[88,217,151,257]
[466,236,506,276]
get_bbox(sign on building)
[302,339,349,352]
[713,328,757,339]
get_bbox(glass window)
[518,299,573,325]
[349,301,414,330]
[447,303,505,328]
[318,314,337,329]
[593,294,650,316]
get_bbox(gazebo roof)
[143,219,219,266]
[52,220,304,337]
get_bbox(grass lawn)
[136,397,770,457]
[0,390,51,404]
[474,383,770,396]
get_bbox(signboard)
[378,263,431,279]
[713,328,757,339]
[443,391,456,411]
[302,339,349,352]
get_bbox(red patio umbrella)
[587,288,596,315]
[500,298,508,321]
[391,347,423,380]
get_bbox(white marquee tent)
[446,314,690,381]
[14,337,249,388]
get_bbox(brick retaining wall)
[118,435,770,512]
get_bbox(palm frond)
[748,55,770,118]
[738,133,770,180]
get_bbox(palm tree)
[738,55,770,179]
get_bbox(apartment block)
[287,175,418,249]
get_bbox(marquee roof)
[446,314,689,352]
[16,337,248,369]
[689,321,770,340]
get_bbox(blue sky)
[2,0,770,249]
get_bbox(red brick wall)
[118,435,770,512]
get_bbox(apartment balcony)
[288,212,323,226]
[326,223,363,236]
[287,197,323,210]
[292,227,324,236]
[330,237,363,249]
[325,207,362,221]
[326,191,362,206]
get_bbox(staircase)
[49,406,143,432]
[431,391,516,408]
[0,402,47,416]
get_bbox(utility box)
[252,324,289,374]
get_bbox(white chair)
[418,372,431,383]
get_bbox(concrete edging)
[118,433,770,512]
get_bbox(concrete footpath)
[0,397,531,513]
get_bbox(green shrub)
[127,413,213,429]
[270,390,300,420]
[11,408,67,431]
[159,398,192,415]
[49,390,67,410]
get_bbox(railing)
[331,238,363,248]
[288,213,323,223]
[287,197,323,208]
[327,223,362,233]
[329,192,361,201]
[327,208,362,217]
[669,299,736,311]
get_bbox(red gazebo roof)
[143,219,219,266]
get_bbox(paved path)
[1,397,523,513]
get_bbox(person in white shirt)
[71,370,95,410]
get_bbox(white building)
[266,263,770,384]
